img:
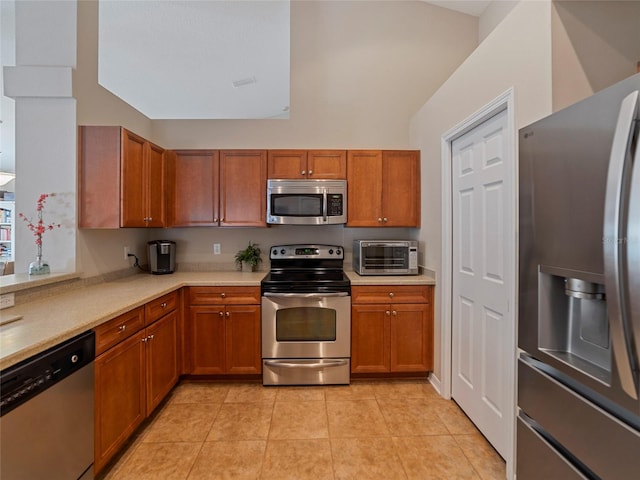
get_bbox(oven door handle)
[263,359,349,369]
[263,292,349,298]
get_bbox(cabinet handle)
[141,337,147,343]
[389,292,394,298]
[301,170,306,175]
[118,325,126,333]
[147,335,154,341]
[386,310,391,316]
[221,292,226,298]
[378,217,383,222]
[218,311,224,317]
[225,311,230,318]
[214,217,219,223]
[308,170,313,176]
[383,217,388,222]
[161,302,167,308]
[392,310,397,316]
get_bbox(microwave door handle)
[322,189,328,222]
[603,90,639,399]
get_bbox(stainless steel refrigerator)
[518,72,640,479]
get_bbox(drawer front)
[516,416,587,480]
[94,307,145,355]
[351,285,431,304]
[188,286,261,305]
[145,291,179,325]
[518,357,640,480]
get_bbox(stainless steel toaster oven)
[353,240,418,275]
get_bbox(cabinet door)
[382,150,420,227]
[189,306,225,374]
[390,303,432,372]
[351,303,390,373]
[347,150,383,226]
[78,126,122,228]
[168,150,219,226]
[145,142,166,227]
[219,150,267,227]
[146,311,180,413]
[267,150,307,179]
[120,129,147,227]
[307,150,347,179]
[225,305,262,374]
[94,332,146,474]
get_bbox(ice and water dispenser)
[537,267,610,384]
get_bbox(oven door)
[261,292,350,359]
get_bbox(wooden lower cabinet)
[94,308,179,474]
[189,303,261,375]
[351,285,433,374]
[94,332,145,474]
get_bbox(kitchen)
[1,1,640,479]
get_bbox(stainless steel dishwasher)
[1,330,95,479]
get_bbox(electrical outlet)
[213,243,221,255]
[124,246,131,260]
[0,293,15,309]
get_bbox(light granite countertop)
[0,270,435,370]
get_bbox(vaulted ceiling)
[98,1,486,120]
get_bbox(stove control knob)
[272,249,278,256]
[336,249,342,255]
[329,249,334,255]
[280,249,286,255]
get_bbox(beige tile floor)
[98,379,505,480]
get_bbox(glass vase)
[29,245,50,275]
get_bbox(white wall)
[479,0,519,42]
[551,0,640,111]
[72,0,479,277]
[0,1,16,180]
[410,0,554,381]
[153,1,478,149]
[7,0,77,273]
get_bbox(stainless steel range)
[261,244,351,385]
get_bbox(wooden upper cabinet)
[79,126,166,228]
[167,150,220,227]
[381,150,420,227]
[267,150,307,179]
[346,150,420,227]
[167,149,266,227]
[346,150,383,227]
[268,149,346,179]
[219,150,267,227]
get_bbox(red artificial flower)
[18,193,61,246]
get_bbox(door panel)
[452,108,511,459]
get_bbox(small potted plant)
[234,241,262,272]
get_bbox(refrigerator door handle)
[627,105,640,380]
[603,90,639,399]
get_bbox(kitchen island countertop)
[0,270,435,370]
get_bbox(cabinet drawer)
[351,285,431,304]
[188,286,261,305]
[94,307,145,355]
[145,291,179,325]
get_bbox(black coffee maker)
[147,240,176,274]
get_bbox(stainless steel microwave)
[267,179,347,225]
[353,240,418,275]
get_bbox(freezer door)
[516,416,588,480]
[518,356,640,480]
